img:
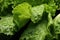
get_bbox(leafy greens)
[0,0,60,40]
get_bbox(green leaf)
[31,3,57,23]
[12,2,31,29]
[44,4,57,16]
[54,0,60,10]
[19,21,49,40]
[0,16,16,35]
[19,12,51,40]
[31,4,44,23]
[53,14,60,34]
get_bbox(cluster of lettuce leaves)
[0,0,60,40]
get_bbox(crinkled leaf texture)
[54,14,60,34]
[54,0,60,10]
[44,3,57,16]
[19,1,57,40]
[19,10,52,40]
[0,16,16,35]
[31,3,57,23]
[19,21,49,40]
[31,4,44,23]
[12,2,31,29]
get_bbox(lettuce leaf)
[0,16,16,35]
[19,10,53,40]
[31,4,44,23]
[31,3,57,23]
[44,3,57,16]
[19,21,49,40]
[53,14,60,34]
[12,2,31,29]
[54,0,60,10]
